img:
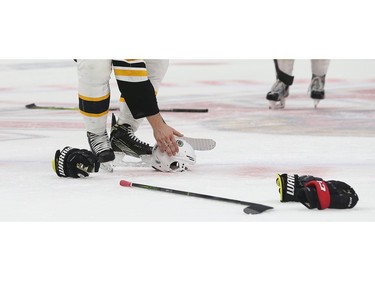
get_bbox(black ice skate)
[308,74,326,108]
[87,131,115,172]
[110,123,153,159]
[266,79,289,109]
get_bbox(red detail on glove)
[306,180,331,209]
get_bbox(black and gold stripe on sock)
[78,93,110,117]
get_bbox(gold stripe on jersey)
[113,59,149,82]
[78,93,110,102]
[114,67,148,83]
[114,69,148,76]
[78,92,110,117]
[124,59,144,63]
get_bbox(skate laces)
[87,131,111,154]
[120,124,149,146]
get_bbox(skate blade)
[100,162,113,173]
[113,152,151,167]
[268,99,285,110]
[313,99,320,108]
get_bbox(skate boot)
[266,79,289,109]
[308,74,326,108]
[110,123,153,158]
[87,131,115,172]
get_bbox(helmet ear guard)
[151,139,196,172]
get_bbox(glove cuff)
[298,180,331,210]
[53,146,74,177]
[277,174,302,202]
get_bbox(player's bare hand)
[147,113,183,156]
[157,127,183,156]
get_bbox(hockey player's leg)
[267,59,294,109]
[111,60,155,159]
[310,60,330,108]
[77,59,115,171]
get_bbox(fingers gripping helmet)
[151,139,196,172]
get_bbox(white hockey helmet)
[151,139,196,172]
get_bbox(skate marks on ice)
[0,119,84,130]
[207,107,375,137]
[195,82,375,137]
[0,60,75,72]
[177,95,375,137]
[0,103,84,131]
[0,131,46,142]
[157,74,375,137]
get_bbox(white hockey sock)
[276,59,295,76]
[118,101,143,131]
[311,59,330,76]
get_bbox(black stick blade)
[243,204,273,215]
[25,103,37,109]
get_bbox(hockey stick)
[120,180,273,214]
[25,103,208,113]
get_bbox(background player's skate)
[308,74,326,108]
[266,79,289,109]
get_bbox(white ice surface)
[1,60,374,280]
[1,59,374,221]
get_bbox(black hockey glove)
[276,174,323,202]
[276,173,358,209]
[297,180,359,209]
[53,146,99,178]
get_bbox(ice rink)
[1,59,374,221]
[1,59,374,280]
